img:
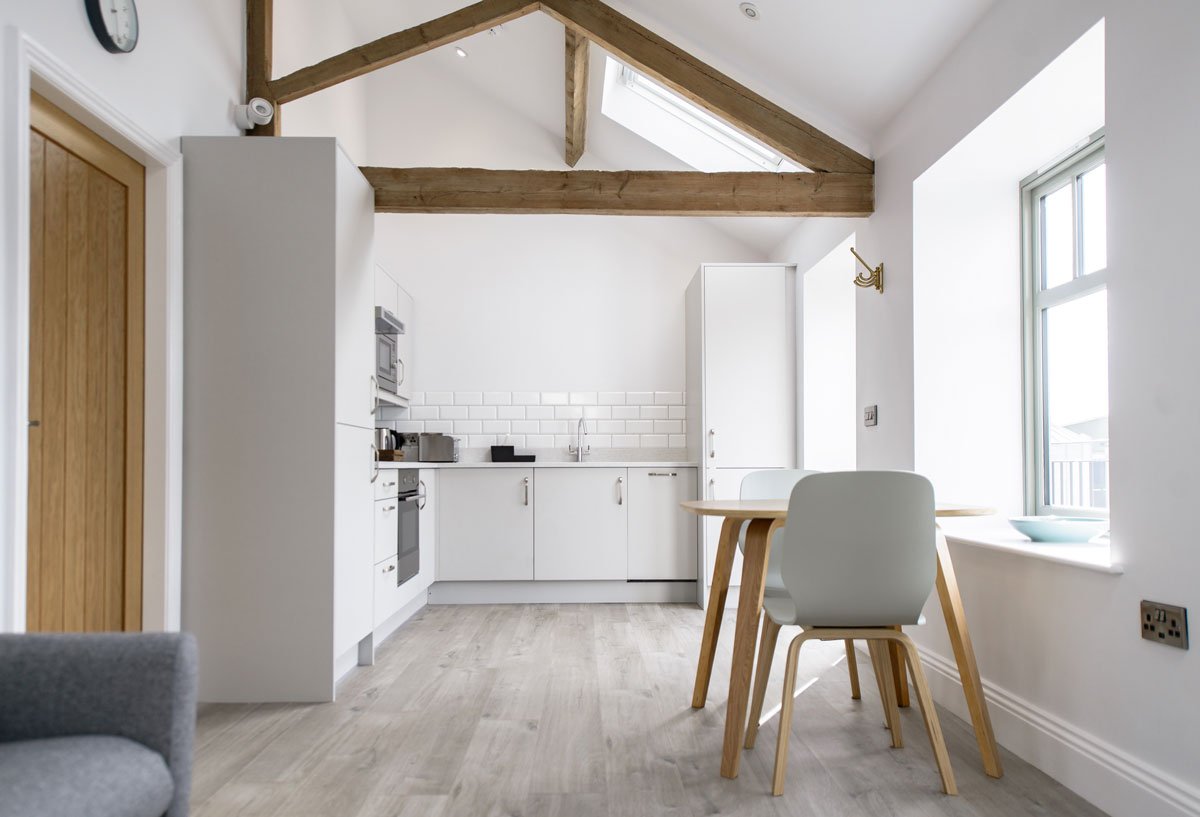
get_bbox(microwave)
[375,307,405,394]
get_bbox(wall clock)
[84,0,139,54]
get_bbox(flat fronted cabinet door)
[27,93,145,632]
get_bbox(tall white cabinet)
[182,137,376,703]
[685,264,798,598]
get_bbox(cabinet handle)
[708,478,715,500]
[371,444,380,483]
[648,472,677,477]
[523,476,531,506]
[417,480,427,510]
[708,429,716,459]
[383,563,395,573]
[370,376,378,416]
[617,476,624,505]
[382,505,396,512]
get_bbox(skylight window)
[601,57,804,173]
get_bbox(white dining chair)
[739,470,861,701]
[744,470,956,798]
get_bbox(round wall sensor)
[739,2,761,20]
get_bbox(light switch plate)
[864,405,878,427]
[1141,600,1188,649]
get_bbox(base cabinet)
[534,468,627,580]
[437,469,534,581]
[703,468,760,587]
[628,468,698,580]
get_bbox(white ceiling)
[323,0,998,252]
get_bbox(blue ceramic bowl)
[1008,516,1108,544]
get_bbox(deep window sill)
[939,518,1123,574]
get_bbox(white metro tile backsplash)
[378,391,688,451]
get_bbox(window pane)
[1080,163,1107,274]
[1043,289,1109,510]
[1041,182,1075,288]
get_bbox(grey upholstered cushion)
[0,633,198,817]
[0,735,174,817]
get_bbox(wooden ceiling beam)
[361,167,873,216]
[245,0,279,136]
[267,0,542,104]
[564,30,590,167]
[538,0,873,175]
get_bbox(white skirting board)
[429,581,697,605]
[913,645,1200,817]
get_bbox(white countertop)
[379,460,698,469]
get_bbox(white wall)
[829,3,1200,816]
[0,1,243,632]
[798,235,857,472]
[0,1,241,144]
[374,214,764,394]
[274,0,369,162]
[913,22,1104,515]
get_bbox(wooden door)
[27,93,144,632]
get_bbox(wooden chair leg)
[771,634,808,796]
[871,640,903,748]
[745,615,781,749]
[898,635,958,795]
[844,639,861,700]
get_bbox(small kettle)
[374,428,396,452]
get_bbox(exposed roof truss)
[246,0,874,216]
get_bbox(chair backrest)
[740,469,821,501]
[738,470,821,555]
[779,471,936,627]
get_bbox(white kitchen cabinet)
[692,265,796,468]
[182,137,379,702]
[418,470,436,569]
[373,556,401,626]
[701,467,765,588]
[628,467,698,580]
[334,424,375,658]
[374,264,399,318]
[534,468,628,580]
[373,495,400,565]
[394,284,414,401]
[438,469,534,581]
[334,156,377,430]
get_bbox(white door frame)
[0,27,184,632]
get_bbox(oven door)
[396,491,421,585]
[376,333,398,393]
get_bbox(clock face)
[85,0,139,54]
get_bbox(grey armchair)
[0,632,198,817]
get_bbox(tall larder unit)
[685,264,799,603]
[182,137,376,702]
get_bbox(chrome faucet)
[571,416,589,462]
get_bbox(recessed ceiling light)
[454,46,469,58]
[739,2,760,21]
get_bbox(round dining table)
[680,498,1002,781]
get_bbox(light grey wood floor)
[192,603,1110,817]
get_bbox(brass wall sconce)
[851,247,883,294]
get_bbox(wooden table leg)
[889,628,910,707]
[720,517,780,779]
[692,517,741,708]
[934,529,1003,778]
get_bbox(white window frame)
[1020,132,1108,517]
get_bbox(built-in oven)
[375,307,405,395]
[394,469,422,586]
